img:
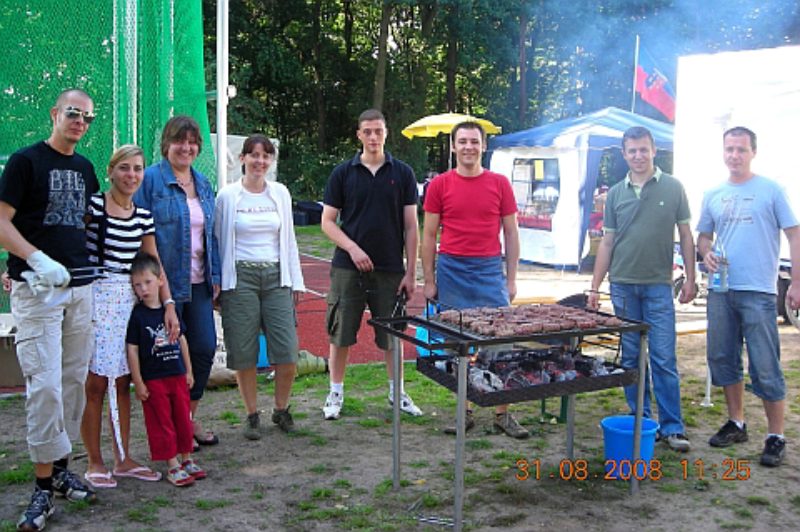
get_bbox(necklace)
[175,175,193,187]
[108,191,133,210]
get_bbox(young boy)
[126,252,206,487]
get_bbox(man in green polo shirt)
[588,126,696,452]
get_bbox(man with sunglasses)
[0,88,100,531]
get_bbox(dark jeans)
[176,283,217,401]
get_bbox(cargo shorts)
[326,267,404,350]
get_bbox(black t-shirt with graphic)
[126,303,187,382]
[0,141,99,286]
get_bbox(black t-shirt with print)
[126,303,187,382]
[0,141,99,285]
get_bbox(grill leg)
[631,331,648,494]
[454,344,468,532]
[391,335,402,490]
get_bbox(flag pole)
[631,34,640,113]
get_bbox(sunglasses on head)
[63,106,96,124]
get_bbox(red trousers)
[141,374,194,461]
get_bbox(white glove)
[26,250,71,288]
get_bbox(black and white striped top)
[86,193,155,274]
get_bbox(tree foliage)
[202,0,800,199]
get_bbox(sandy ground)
[2,281,800,530]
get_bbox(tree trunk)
[373,1,391,111]
[517,9,528,124]
[312,0,325,150]
[446,31,457,112]
[343,0,354,60]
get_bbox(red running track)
[297,254,427,364]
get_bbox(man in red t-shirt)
[421,121,527,438]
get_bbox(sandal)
[181,459,207,480]
[166,466,195,487]
[113,465,162,482]
[84,471,117,489]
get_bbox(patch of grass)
[745,496,770,506]
[310,434,328,446]
[408,460,429,468]
[734,508,753,519]
[374,478,393,497]
[0,395,24,410]
[63,499,91,513]
[196,499,230,510]
[292,411,309,421]
[151,496,170,507]
[219,410,240,425]
[309,463,331,474]
[298,501,317,511]
[0,462,34,485]
[311,487,334,499]
[719,522,750,530]
[127,504,159,524]
[333,479,352,489]
[357,418,383,428]
[658,484,681,493]
[790,495,800,508]
[0,521,17,532]
[466,438,492,450]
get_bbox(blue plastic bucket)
[600,416,659,479]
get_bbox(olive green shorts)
[326,267,404,350]
[220,262,298,370]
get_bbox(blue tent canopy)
[489,107,673,151]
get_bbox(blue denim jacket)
[134,159,220,302]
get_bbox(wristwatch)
[164,298,176,306]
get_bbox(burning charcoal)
[439,309,460,323]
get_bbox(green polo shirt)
[603,167,691,284]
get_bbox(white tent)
[489,107,674,268]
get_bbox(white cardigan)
[214,179,305,292]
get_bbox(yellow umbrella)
[401,112,501,139]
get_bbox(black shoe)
[16,487,54,531]
[272,406,296,433]
[52,468,97,503]
[709,420,748,448]
[244,412,263,440]
[444,410,475,435]
[760,436,786,467]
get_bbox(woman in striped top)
[80,145,179,488]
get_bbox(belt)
[236,260,279,269]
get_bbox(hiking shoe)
[760,436,786,467]
[272,406,296,433]
[444,410,476,435]
[181,459,207,480]
[244,412,263,440]
[664,433,691,453]
[323,391,343,420]
[52,468,97,503]
[388,391,423,417]
[16,487,54,531]
[494,412,529,439]
[709,420,748,448]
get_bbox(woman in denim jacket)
[133,115,221,448]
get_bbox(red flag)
[635,45,676,122]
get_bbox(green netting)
[0,0,216,186]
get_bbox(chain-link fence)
[0,0,216,182]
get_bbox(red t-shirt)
[424,169,517,257]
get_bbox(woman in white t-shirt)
[214,135,305,440]
[80,145,179,487]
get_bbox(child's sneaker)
[52,468,97,503]
[181,460,207,480]
[16,487,54,532]
[167,466,195,487]
[323,391,343,420]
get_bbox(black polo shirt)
[323,151,417,273]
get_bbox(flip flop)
[113,465,162,482]
[84,471,117,489]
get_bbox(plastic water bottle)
[709,240,729,292]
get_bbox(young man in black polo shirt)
[0,88,100,531]
[320,109,421,420]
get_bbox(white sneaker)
[388,391,423,417]
[323,391,343,420]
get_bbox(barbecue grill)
[369,303,650,532]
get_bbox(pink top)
[187,197,205,283]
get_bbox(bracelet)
[164,298,176,306]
